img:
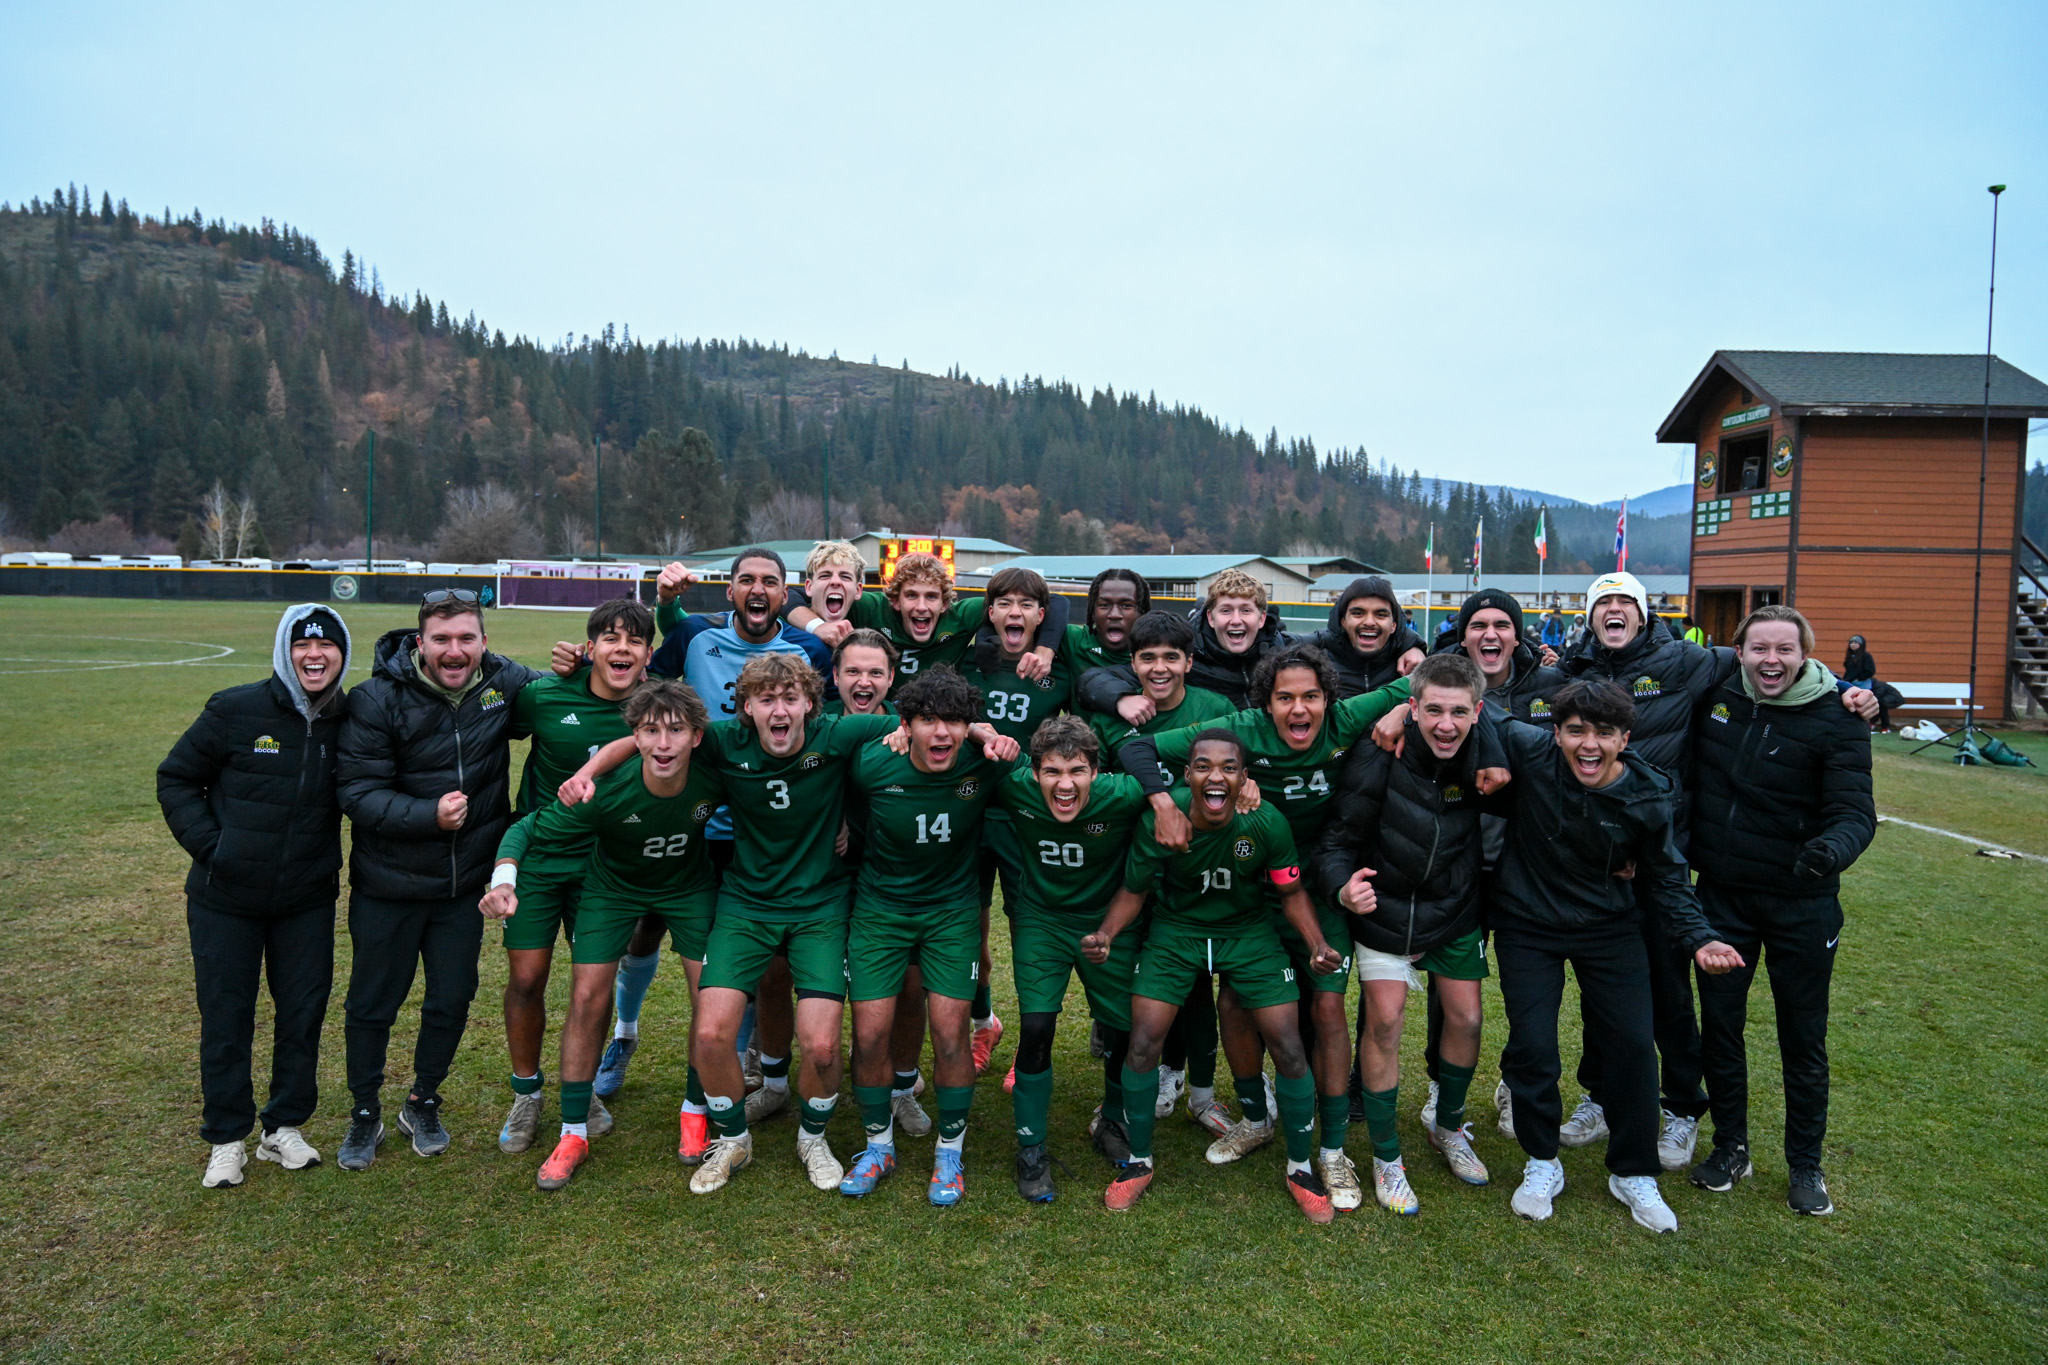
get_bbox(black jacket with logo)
[1688,672,1876,895]
[1558,616,1733,820]
[337,629,540,901]
[1075,605,1295,715]
[1311,715,1490,957]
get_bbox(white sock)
[614,1019,638,1041]
[872,1119,895,1148]
[562,1122,588,1138]
[1190,1085,1215,1107]
[936,1129,965,1154]
[1320,1146,1346,1163]
[680,1101,707,1117]
[892,1070,920,1099]
[973,1016,994,1032]
[1286,1158,1311,1176]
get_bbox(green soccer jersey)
[1122,800,1301,939]
[995,765,1149,919]
[509,669,635,873]
[961,653,1071,747]
[1059,622,1129,677]
[703,710,902,920]
[1089,684,1237,783]
[851,744,1006,915]
[846,589,986,681]
[519,756,725,904]
[1141,679,1412,848]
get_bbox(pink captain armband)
[1269,866,1301,888]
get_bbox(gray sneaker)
[588,1094,614,1138]
[338,1113,385,1171]
[498,1092,544,1154]
[398,1096,451,1157]
[1558,1094,1609,1147]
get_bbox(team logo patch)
[1085,822,1108,836]
[1529,698,1552,718]
[252,735,280,754]
[800,753,823,770]
[693,802,715,823]
[1443,785,1464,802]
[480,687,506,710]
[1632,676,1662,699]
[955,779,981,799]
[1233,838,1254,860]
[1034,675,1053,690]
[1710,703,1731,724]
[1332,747,1349,759]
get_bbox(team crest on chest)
[800,753,823,770]
[252,735,280,754]
[480,687,506,710]
[1709,703,1730,724]
[693,802,714,822]
[1529,698,1552,718]
[1085,822,1108,836]
[955,778,981,799]
[1233,837,1254,860]
[1443,785,1464,803]
[1632,676,1662,699]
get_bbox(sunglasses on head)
[421,589,481,607]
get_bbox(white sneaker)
[1205,1117,1274,1165]
[1428,1123,1490,1186]
[1371,1156,1419,1215]
[1512,1157,1566,1221]
[1609,1173,1678,1233]
[1154,1067,1186,1119]
[1419,1079,1440,1132]
[891,1090,933,1138]
[588,1095,614,1139]
[1559,1094,1609,1147]
[1657,1111,1700,1172]
[689,1131,754,1194]
[745,1083,790,1125]
[1317,1150,1364,1212]
[256,1126,322,1170]
[1495,1078,1516,1140]
[202,1141,248,1188]
[796,1130,844,1191]
[1187,1094,1233,1137]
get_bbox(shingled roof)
[1657,350,2048,442]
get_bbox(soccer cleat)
[1558,1095,1608,1148]
[1015,1143,1057,1202]
[1003,1063,1016,1095]
[593,1036,638,1097]
[741,1047,763,1093]
[498,1092,544,1154]
[1512,1157,1566,1221]
[971,1014,1004,1076]
[1286,1167,1336,1224]
[1494,1078,1516,1140]
[202,1141,248,1188]
[744,1084,789,1126]
[839,1143,897,1196]
[256,1126,321,1170]
[1690,1141,1753,1193]
[891,1090,934,1138]
[1609,1174,1678,1233]
[1787,1166,1834,1216]
[397,1096,450,1157]
[588,1095,613,1139]
[677,1110,710,1165]
[1371,1156,1420,1215]
[1187,1094,1234,1138]
[1091,1114,1133,1166]
[1657,1111,1700,1172]
[337,1115,385,1172]
[1419,1079,1440,1132]
[1427,1123,1490,1186]
[929,1147,967,1206]
[1154,1067,1186,1119]
[1104,1160,1154,1211]
[796,1130,845,1192]
[1317,1150,1365,1212]
[536,1133,589,1191]
[689,1132,754,1194]
[1205,1117,1274,1165]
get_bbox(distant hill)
[1602,483,1693,518]
[1,184,1629,575]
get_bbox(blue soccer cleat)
[592,1036,638,1098]
[839,1143,897,1197]
[929,1147,966,1207]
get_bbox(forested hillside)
[0,184,1684,573]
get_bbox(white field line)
[1877,814,2035,860]
[0,637,235,675]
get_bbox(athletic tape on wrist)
[490,863,518,890]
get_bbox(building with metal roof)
[973,554,1319,603]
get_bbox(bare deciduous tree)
[556,512,592,557]
[437,484,542,563]
[745,489,865,543]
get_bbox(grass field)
[1,595,2044,1364]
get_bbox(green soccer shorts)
[1133,927,1298,1013]
[848,901,982,1002]
[1275,898,1354,995]
[1012,910,1134,1031]
[1417,927,1488,981]
[571,891,716,965]
[501,871,579,953]
[700,913,849,1000]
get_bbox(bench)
[1889,682,1971,712]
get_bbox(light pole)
[594,433,603,561]
[822,425,832,540]
[365,429,375,571]
[1963,183,2006,748]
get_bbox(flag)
[1472,518,1484,582]
[1614,500,1628,570]
[1424,523,1433,570]
[1535,506,1548,562]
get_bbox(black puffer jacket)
[1689,668,1876,895]
[1452,640,1565,724]
[1307,578,1426,698]
[338,629,540,900]
[1075,604,1294,714]
[157,605,353,917]
[1557,615,1733,808]
[1488,719,1718,951]
[1311,715,1488,957]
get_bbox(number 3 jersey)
[510,756,725,908]
[994,765,1148,921]
[1122,800,1300,940]
[849,744,1006,917]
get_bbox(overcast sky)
[5,2,2042,503]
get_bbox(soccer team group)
[158,542,1880,1230]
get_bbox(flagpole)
[1425,521,1434,638]
[1537,504,1545,606]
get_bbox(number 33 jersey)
[521,757,726,906]
[850,744,1006,917]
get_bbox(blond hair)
[805,540,866,579]
[885,551,958,608]
[1732,604,1815,654]
[732,652,824,710]
[1205,568,1268,612]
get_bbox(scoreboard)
[878,537,955,583]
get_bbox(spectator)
[1540,609,1567,650]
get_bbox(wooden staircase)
[2016,534,2048,715]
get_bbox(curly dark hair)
[1086,568,1151,625]
[1249,642,1339,711]
[1550,677,1636,731]
[893,665,983,725]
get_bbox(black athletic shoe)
[1787,1165,1834,1216]
[1015,1143,1057,1202]
[1689,1141,1753,1193]
[1092,1116,1133,1166]
[337,1112,385,1172]
[398,1095,450,1157]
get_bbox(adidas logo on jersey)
[884,785,905,793]
[623,813,641,823]
[707,645,724,657]
[1254,757,1270,766]
[562,713,581,725]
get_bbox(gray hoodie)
[272,603,354,719]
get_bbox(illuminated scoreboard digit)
[880,537,956,582]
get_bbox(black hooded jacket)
[1307,578,1426,698]
[1488,719,1718,951]
[1557,615,1734,808]
[1311,715,1489,957]
[1075,604,1293,714]
[157,604,354,917]
[337,628,540,901]
[1688,668,1876,896]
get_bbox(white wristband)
[490,863,518,890]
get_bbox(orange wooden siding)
[1797,419,2023,548]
